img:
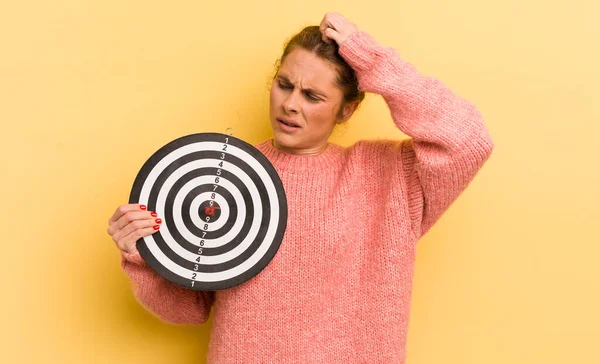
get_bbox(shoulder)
[345,138,408,161]
[336,138,410,179]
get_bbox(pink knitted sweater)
[121,31,494,363]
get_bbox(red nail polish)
[140,205,147,210]
[151,212,157,217]
[153,225,160,230]
[155,218,162,224]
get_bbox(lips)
[277,118,300,128]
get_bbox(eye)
[305,93,321,102]
[277,81,292,90]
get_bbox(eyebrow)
[276,75,328,99]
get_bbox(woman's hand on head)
[319,12,359,47]
[107,204,162,254]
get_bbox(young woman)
[107,12,494,363]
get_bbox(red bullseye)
[205,205,221,216]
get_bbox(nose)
[283,89,300,114]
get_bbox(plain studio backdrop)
[1,1,598,363]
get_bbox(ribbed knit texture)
[121,31,494,363]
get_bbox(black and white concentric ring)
[129,133,287,290]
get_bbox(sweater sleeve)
[338,31,495,239]
[121,250,214,325]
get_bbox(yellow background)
[1,1,598,363]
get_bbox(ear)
[336,101,360,124]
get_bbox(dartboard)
[129,132,288,291]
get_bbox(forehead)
[278,48,339,89]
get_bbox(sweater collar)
[255,139,345,172]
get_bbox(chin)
[272,131,302,149]
[273,133,294,147]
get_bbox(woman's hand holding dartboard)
[109,133,288,291]
[107,204,162,254]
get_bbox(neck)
[272,140,328,155]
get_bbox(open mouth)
[278,119,300,129]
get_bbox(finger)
[109,204,147,224]
[327,13,343,28]
[108,211,148,236]
[108,211,151,236]
[322,12,345,33]
[118,225,160,254]
[320,25,332,43]
[112,216,161,243]
[324,28,341,44]
[319,13,337,41]
[319,12,332,33]
[329,12,346,24]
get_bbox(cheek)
[307,103,339,126]
[270,88,286,110]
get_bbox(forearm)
[339,31,494,237]
[121,251,214,325]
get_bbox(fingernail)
[140,205,147,210]
[153,225,160,230]
[155,218,162,224]
[151,211,157,217]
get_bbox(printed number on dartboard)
[191,137,230,288]
[191,273,197,287]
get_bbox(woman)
[107,12,494,363]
